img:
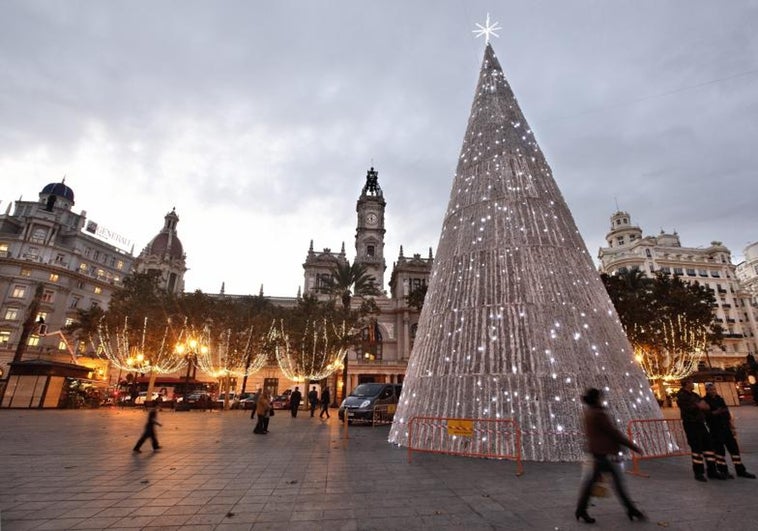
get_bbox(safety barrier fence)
[372,404,395,426]
[626,418,689,477]
[407,416,523,476]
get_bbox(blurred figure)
[254,390,271,434]
[319,387,331,419]
[133,408,162,453]
[308,386,319,417]
[575,388,645,524]
[290,386,302,418]
[704,383,756,479]
[676,379,726,481]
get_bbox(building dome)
[40,181,75,203]
[140,209,184,260]
[145,231,184,259]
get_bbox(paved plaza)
[2,405,758,530]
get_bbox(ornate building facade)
[301,167,433,394]
[135,208,187,295]
[0,181,135,406]
[598,211,758,368]
[736,241,758,306]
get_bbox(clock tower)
[355,167,386,293]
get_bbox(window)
[4,308,19,320]
[699,270,708,277]
[0,242,8,256]
[79,263,88,273]
[367,245,375,257]
[58,340,68,351]
[70,296,80,309]
[711,271,721,278]
[36,312,48,322]
[116,259,124,270]
[645,249,652,258]
[20,268,31,277]
[96,269,105,280]
[93,286,102,295]
[27,335,40,346]
[660,267,671,274]
[11,286,26,298]
[65,317,74,327]
[84,247,92,258]
[674,268,683,275]
[41,289,55,303]
[0,331,10,345]
[93,251,100,261]
[54,253,66,264]
[30,227,47,244]
[49,273,59,282]
[686,269,696,276]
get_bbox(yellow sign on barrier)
[447,419,474,437]
[387,404,396,414]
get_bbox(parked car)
[133,392,160,405]
[237,392,258,410]
[215,392,237,408]
[183,391,212,409]
[271,394,291,409]
[338,383,403,423]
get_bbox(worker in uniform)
[703,383,756,479]
[676,379,725,482]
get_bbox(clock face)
[366,213,378,226]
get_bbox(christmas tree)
[388,43,662,461]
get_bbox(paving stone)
[2,407,758,530]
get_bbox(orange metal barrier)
[407,416,523,476]
[626,418,689,477]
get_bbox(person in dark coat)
[704,383,756,479]
[308,386,319,417]
[319,387,331,419]
[290,387,302,418]
[575,388,645,524]
[133,408,162,453]
[677,378,725,481]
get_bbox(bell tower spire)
[355,166,386,293]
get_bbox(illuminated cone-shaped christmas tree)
[388,43,661,461]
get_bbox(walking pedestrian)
[676,378,726,481]
[319,387,331,419]
[308,386,319,417]
[575,388,645,524]
[133,408,162,453]
[254,390,271,434]
[290,386,302,418]
[704,383,756,479]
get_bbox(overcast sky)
[2,1,757,296]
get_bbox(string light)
[271,319,348,381]
[97,316,184,374]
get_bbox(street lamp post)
[175,337,208,404]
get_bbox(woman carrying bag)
[575,388,646,524]
[254,390,272,435]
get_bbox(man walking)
[704,383,756,479]
[676,379,725,481]
[290,386,302,418]
[319,387,331,419]
[308,386,319,417]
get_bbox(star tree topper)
[472,13,501,44]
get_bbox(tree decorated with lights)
[602,270,724,398]
[271,295,350,383]
[388,21,662,461]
